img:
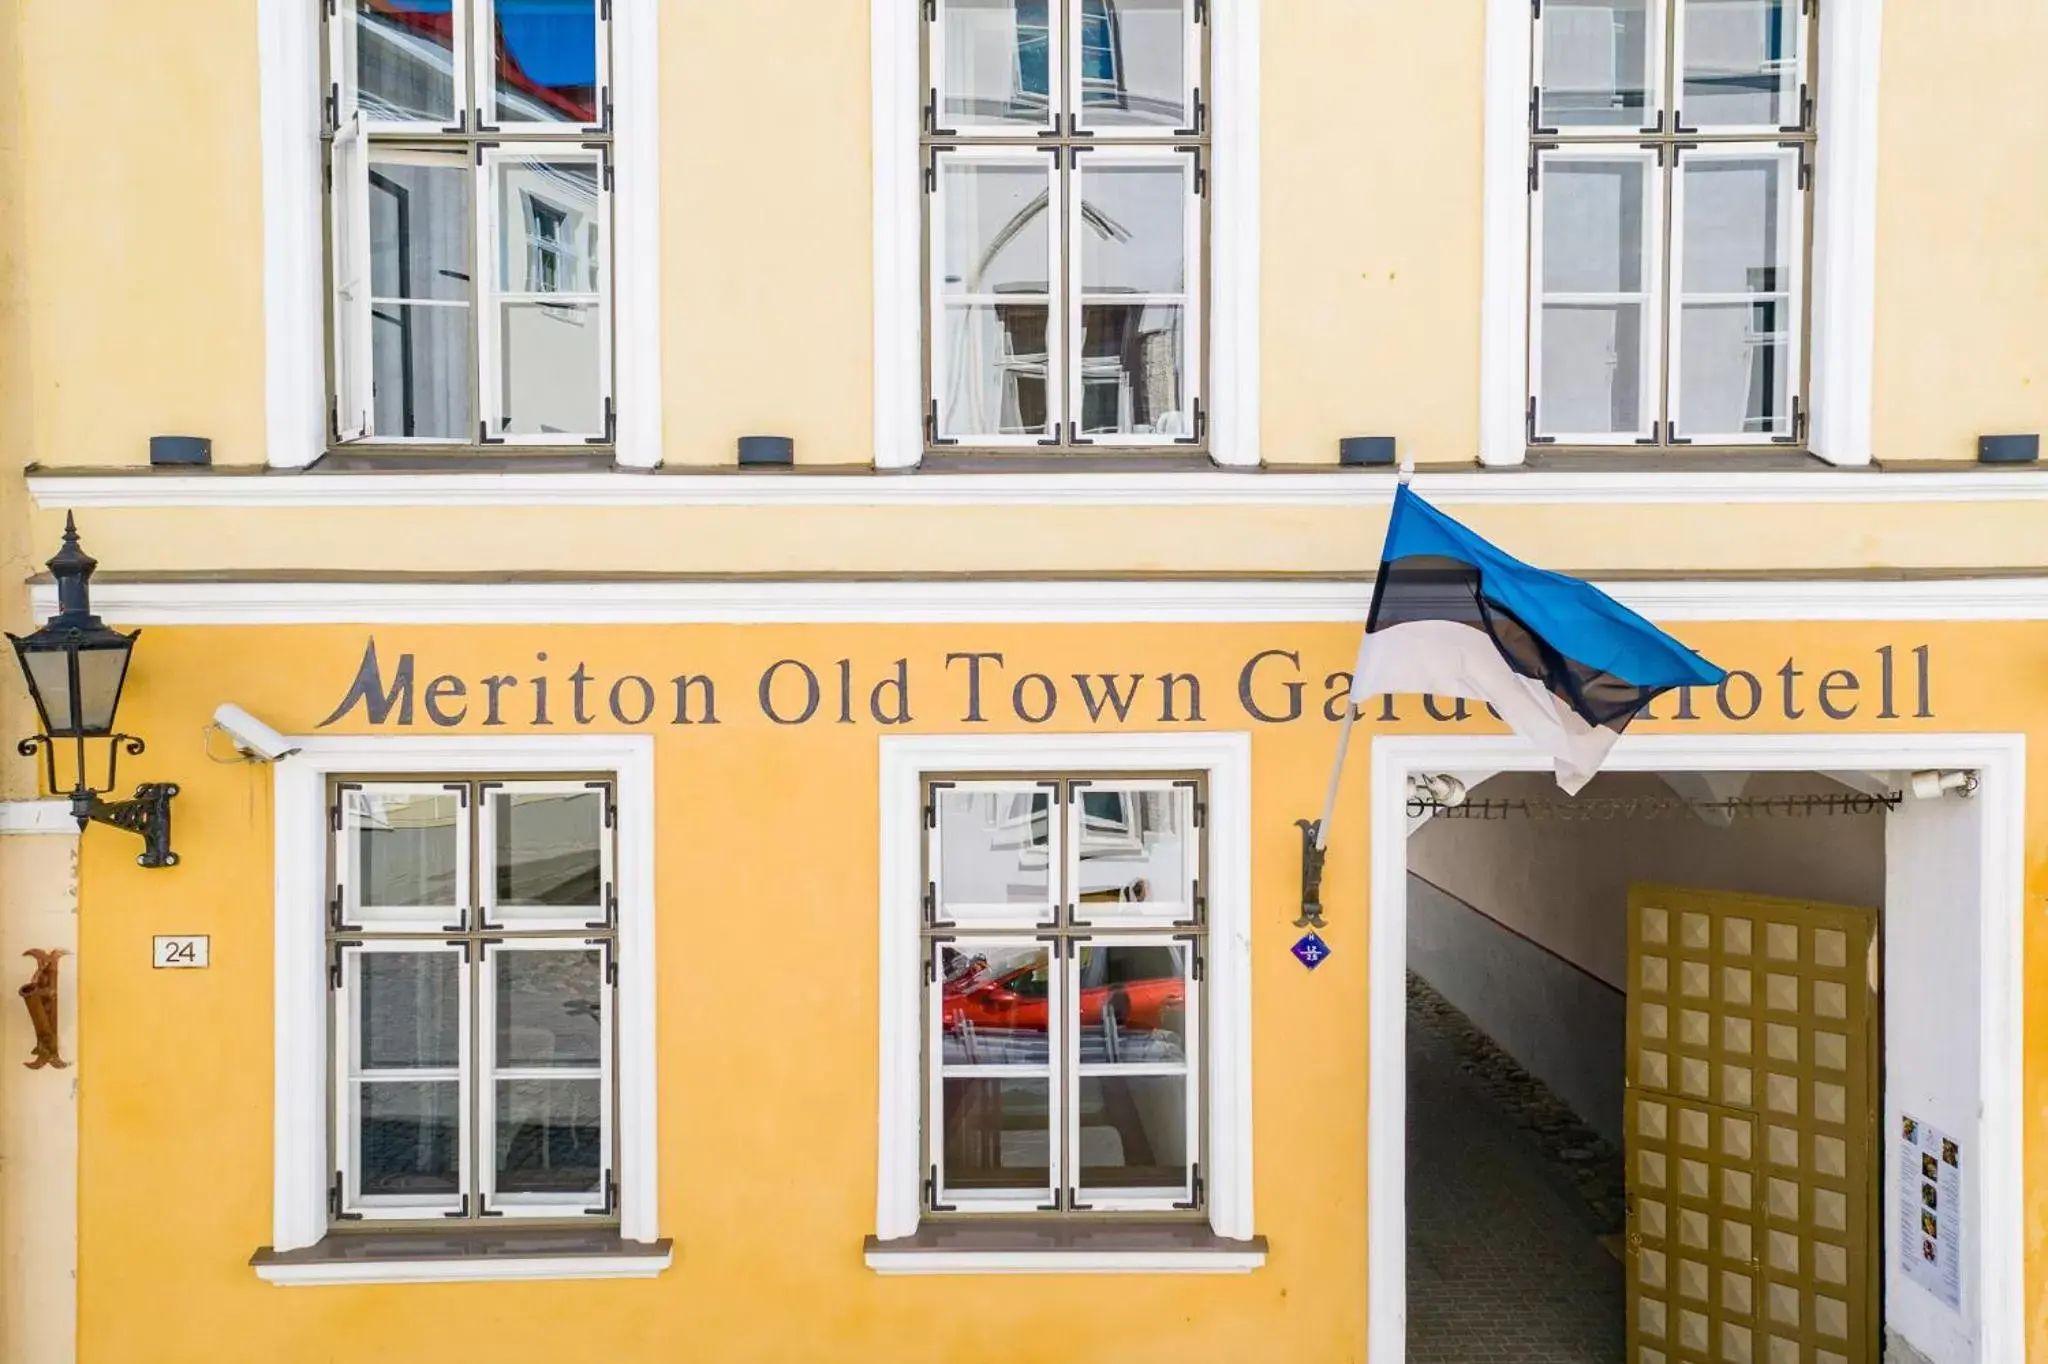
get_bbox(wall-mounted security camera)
[1909,769,1978,801]
[211,704,301,763]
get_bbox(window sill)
[862,1221,1267,1276]
[250,1228,673,1286]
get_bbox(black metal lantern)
[8,514,177,866]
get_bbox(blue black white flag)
[1351,484,1726,793]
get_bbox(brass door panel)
[1625,885,1878,1364]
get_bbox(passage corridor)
[1406,980,1625,1364]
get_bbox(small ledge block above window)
[251,1228,672,1287]
[862,1221,1266,1276]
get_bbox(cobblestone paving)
[1407,975,1625,1364]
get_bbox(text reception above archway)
[316,638,1938,731]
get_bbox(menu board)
[1899,1114,1962,1311]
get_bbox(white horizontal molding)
[863,1248,1266,1276]
[253,1249,672,1287]
[35,575,2048,626]
[0,800,76,835]
[25,467,2048,511]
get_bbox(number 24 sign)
[152,936,209,970]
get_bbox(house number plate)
[152,936,209,969]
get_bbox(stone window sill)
[863,1221,1267,1276]
[251,1227,673,1286]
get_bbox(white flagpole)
[1314,455,1414,853]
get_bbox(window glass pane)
[491,789,604,910]
[1541,159,1648,294]
[1073,787,1194,913]
[348,789,462,913]
[1540,303,1648,435]
[1079,305,1185,437]
[1680,301,1792,437]
[1077,1074,1186,1189]
[1539,0,1655,129]
[939,161,1054,298]
[938,305,1053,440]
[933,787,1055,916]
[358,951,462,1070]
[936,0,1058,129]
[496,161,603,295]
[500,301,603,435]
[1680,156,1789,295]
[496,948,604,1067]
[489,0,601,125]
[358,1080,462,1196]
[1078,162,1186,294]
[941,1077,1051,1191]
[1076,943,1188,1063]
[940,944,1052,1066]
[1681,0,1802,128]
[370,155,471,302]
[369,153,473,440]
[353,0,457,125]
[1074,0,1191,130]
[495,1078,604,1194]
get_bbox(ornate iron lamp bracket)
[17,734,179,868]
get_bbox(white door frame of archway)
[1365,732,2026,1364]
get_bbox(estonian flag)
[1351,484,1726,793]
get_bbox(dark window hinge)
[1635,419,1663,446]
[325,83,339,137]
[923,155,938,194]
[1192,945,1206,982]
[925,398,957,446]
[329,1172,361,1220]
[585,780,617,827]
[924,955,937,985]
[1174,397,1206,445]
[328,946,344,989]
[444,1194,471,1219]
[923,881,937,924]
[328,889,344,932]
[923,0,936,19]
[600,0,611,18]
[1193,0,1207,21]
[1528,146,1542,192]
[1526,395,1555,445]
[1186,146,1207,195]
[1174,779,1206,826]
[1776,394,1806,445]
[586,1174,618,1216]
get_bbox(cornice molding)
[23,467,2048,510]
[32,575,2048,625]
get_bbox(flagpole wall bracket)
[1294,819,1328,929]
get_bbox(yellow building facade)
[0,2,2045,1362]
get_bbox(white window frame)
[476,937,614,1218]
[928,147,1065,450]
[1481,0,1883,467]
[476,146,615,445]
[875,0,1259,468]
[332,938,473,1220]
[1069,931,1201,1211]
[1068,146,1205,448]
[1667,142,1806,445]
[477,778,615,932]
[472,0,611,132]
[268,735,659,1284]
[337,781,473,931]
[873,733,1255,1270]
[261,0,660,468]
[1528,145,1666,446]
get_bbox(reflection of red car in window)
[942,948,1184,1033]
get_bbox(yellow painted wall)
[68,618,2048,1362]
[3,2,2044,472]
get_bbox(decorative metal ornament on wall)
[19,949,66,1070]
[7,514,178,867]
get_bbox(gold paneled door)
[1624,885,1879,1364]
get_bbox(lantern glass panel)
[73,641,133,735]
[19,648,75,737]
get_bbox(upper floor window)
[922,1,1209,455]
[1528,0,1815,450]
[326,0,614,450]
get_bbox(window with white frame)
[922,776,1205,1214]
[1528,0,1814,449]
[327,777,618,1224]
[922,0,1208,453]
[325,0,613,449]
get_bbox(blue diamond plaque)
[1291,932,1331,970]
